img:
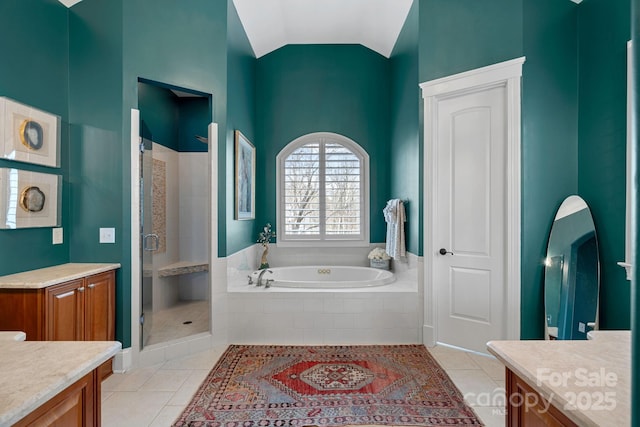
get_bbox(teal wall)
[225,1,257,256]
[0,0,70,275]
[138,82,179,150]
[138,82,210,153]
[578,0,630,330]
[255,45,392,244]
[419,0,523,82]
[68,0,126,343]
[390,1,421,255]
[521,0,579,338]
[178,98,210,153]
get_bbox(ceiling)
[59,0,581,57]
[232,0,413,58]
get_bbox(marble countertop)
[0,340,121,426]
[0,263,121,289]
[487,331,630,427]
[0,331,26,341]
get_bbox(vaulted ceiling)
[232,0,413,58]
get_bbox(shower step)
[158,261,209,278]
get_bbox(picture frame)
[0,97,61,168]
[0,168,61,229]
[235,130,255,220]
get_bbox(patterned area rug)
[173,345,482,427]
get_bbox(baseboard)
[113,347,133,373]
[422,325,435,347]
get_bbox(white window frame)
[276,132,370,247]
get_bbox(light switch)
[578,322,586,333]
[52,228,63,245]
[99,227,116,244]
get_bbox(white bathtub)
[258,265,395,289]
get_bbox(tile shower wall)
[178,152,209,301]
[151,144,180,310]
[151,144,209,309]
[224,245,423,344]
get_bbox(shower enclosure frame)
[128,106,219,371]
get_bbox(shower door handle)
[143,233,159,251]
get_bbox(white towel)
[384,199,406,260]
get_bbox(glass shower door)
[140,135,156,349]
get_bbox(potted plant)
[257,223,276,269]
[368,247,391,270]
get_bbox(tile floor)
[102,344,506,427]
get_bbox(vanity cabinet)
[13,370,96,427]
[0,269,116,342]
[507,369,578,427]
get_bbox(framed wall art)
[235,130,255,220]
[0,168,61,229]
[0,97,61,168]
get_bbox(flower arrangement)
[258,223,276,246]
[257,223,276,269]
[368,247,391,260]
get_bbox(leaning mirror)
[544,195,600,340]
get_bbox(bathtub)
[258,265,395,289]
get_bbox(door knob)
[439,248,454,256]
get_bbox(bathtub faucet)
[257,269,273,287]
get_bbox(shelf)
[157,261,209,278]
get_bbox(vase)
[370,258,389,270]
[260,245,270,269]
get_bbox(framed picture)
[0,97,61,168]
[235,130,255,220]
[0,168,61,229]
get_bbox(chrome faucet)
[256,269,273,287]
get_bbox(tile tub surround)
[0,263,121,289]
[225,246,422,345]
[487,331,630,427]
[0,340,121,426]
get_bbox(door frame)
[420,57,525,346]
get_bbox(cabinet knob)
[77,287,85,292]
[88,284,95,289]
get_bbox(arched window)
[276,132,369,246]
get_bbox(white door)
[434,85,507,353]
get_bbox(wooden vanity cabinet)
[13,370,95,427]
[0,270,115,342]
[12,359,112,427]
[507,369,578,427]
[46,279,85,341]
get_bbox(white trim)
[621,40,633,281]
[421,57,525,346]
[420,57,526,97]
[112,347,133,373]
[130,109,141,368]
[276,132,370,247]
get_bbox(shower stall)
[138,79,212,349]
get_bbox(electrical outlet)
[578,322,586,333]
[99,227,116,244]
[52,228,63,245]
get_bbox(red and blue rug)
[173,344,482,426]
